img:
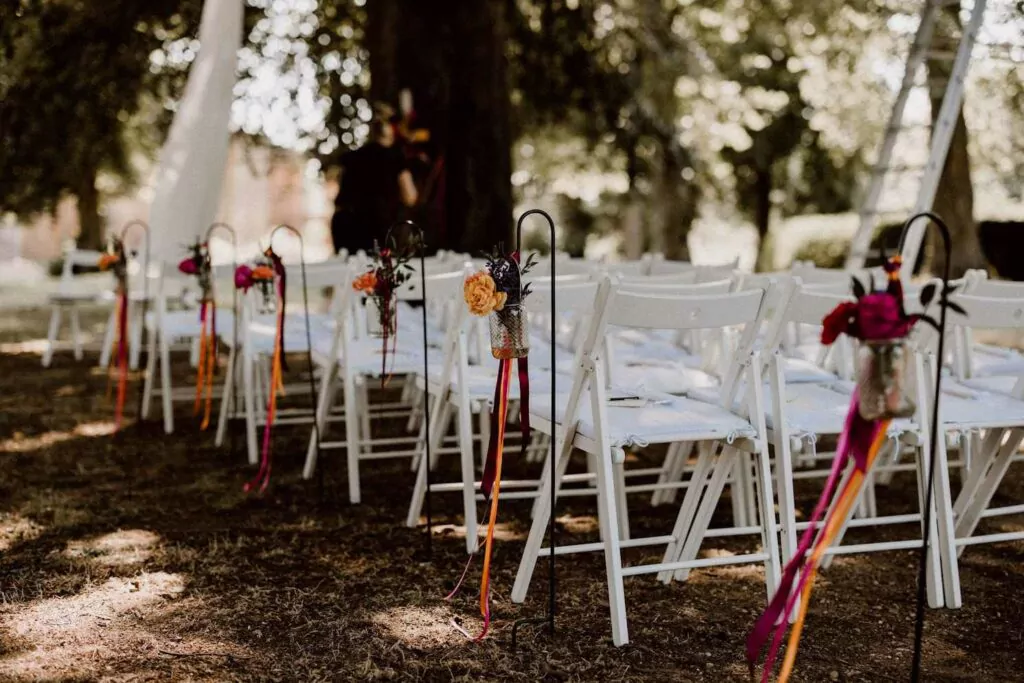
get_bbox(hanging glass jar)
[367,294,397,338]
[489,304,529,359]
[255,281,277,315]
[856,339,915,420]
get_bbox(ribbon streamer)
[448,353,531,640]
[245,263,286,494]
[113,285,129,430]
[747,390,889,682]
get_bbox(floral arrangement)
[747,254,961,682]
[464,249,537,317]
[234,255,277,309]
[97,236,129,291]
[178,240,213,302]
[352,238,416,331]
[180,241,218,429]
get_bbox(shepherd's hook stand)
[511,209,557,649]
[898,211,953,683]
[118,219,151,422]
[383,220,434,561]
[206,222,239,459]
[267,224,322,494]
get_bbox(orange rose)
[97,253,118,271]
[251,265,275,281]
[464,271,506,316]
[352,271,378,293]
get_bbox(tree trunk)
[753,162,774,272]
[76,165,103,249]
[925,4,986,278]
[658,148,695,261]
[363,2,512,253]
[445,2,512,253]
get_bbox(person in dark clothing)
[330,112,418,254]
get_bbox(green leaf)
[851,277,866,299]
[919,283,937,307]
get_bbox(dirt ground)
[2,305,1024,682]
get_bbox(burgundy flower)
[178,257,198,275]
[234,264,254,290]
[858,292,911,340]
[821,301,858,345]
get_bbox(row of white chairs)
[46,242,1024,647]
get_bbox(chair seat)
[531,390,757,451]
[969,346,1024,378]
[147,309,237,340]
[611,359,719,396]
[961,375,1020,396]
[49,291,102,304]
[690,382,917,437]
[422,360,571,402]
[939,381,1024,429]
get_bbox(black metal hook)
[265,224,322,493]
[205,223,240,457]
[382,219,434,560]
[898,211,953,683]
[112,220,151,424]
[511,208,558,647]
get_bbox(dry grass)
[2,305,1024,681]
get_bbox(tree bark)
[76,165,103,249]
[925,4,986,278]
[658,148,694,261]
[753,162,774,271]
[362,2,512,253]
[445,2,512,253]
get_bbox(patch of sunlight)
[702,548,766,581]
[435,522,525,542]
[370,606,463,648]
[0,339,50,355]
[556,514,599,534]
[0,421,117,453]
[65,529,160,567]
[0,573,251,681]
[0,513,44,552]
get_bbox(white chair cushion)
[531,390,757,450]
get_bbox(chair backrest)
[617,277,732,295]
[570,277,767,407]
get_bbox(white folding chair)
[140,263,233,434]
[920,291,1024,609]
[758,282,946,612]
[302,268,458,503]
[511,278,780,646]
[42,248,105,367]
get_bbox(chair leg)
[406,391,449,527]
[512,431,574,604]
[141,323,158,419]
[215,345,238,447]
[242,345,259,465]
[69,305,83,361]
[754,444,782,601]
[359,380,373,455]
[158,329,174,434]
[651,442,681,507]
[302,359,338,479]
[672,447,737,583]
[613,459,630,541]
[129,301,143,370]
[589,391,629,646]
[456,391,479,554]
[98,305,116,369]
[42,306,62,367]
[344,375,362,504]
[658,442,715,583]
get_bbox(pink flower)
[178,258,198,275]
[234,265,254,290]
[858,292,910,340]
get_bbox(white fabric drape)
[148,0,242,263]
